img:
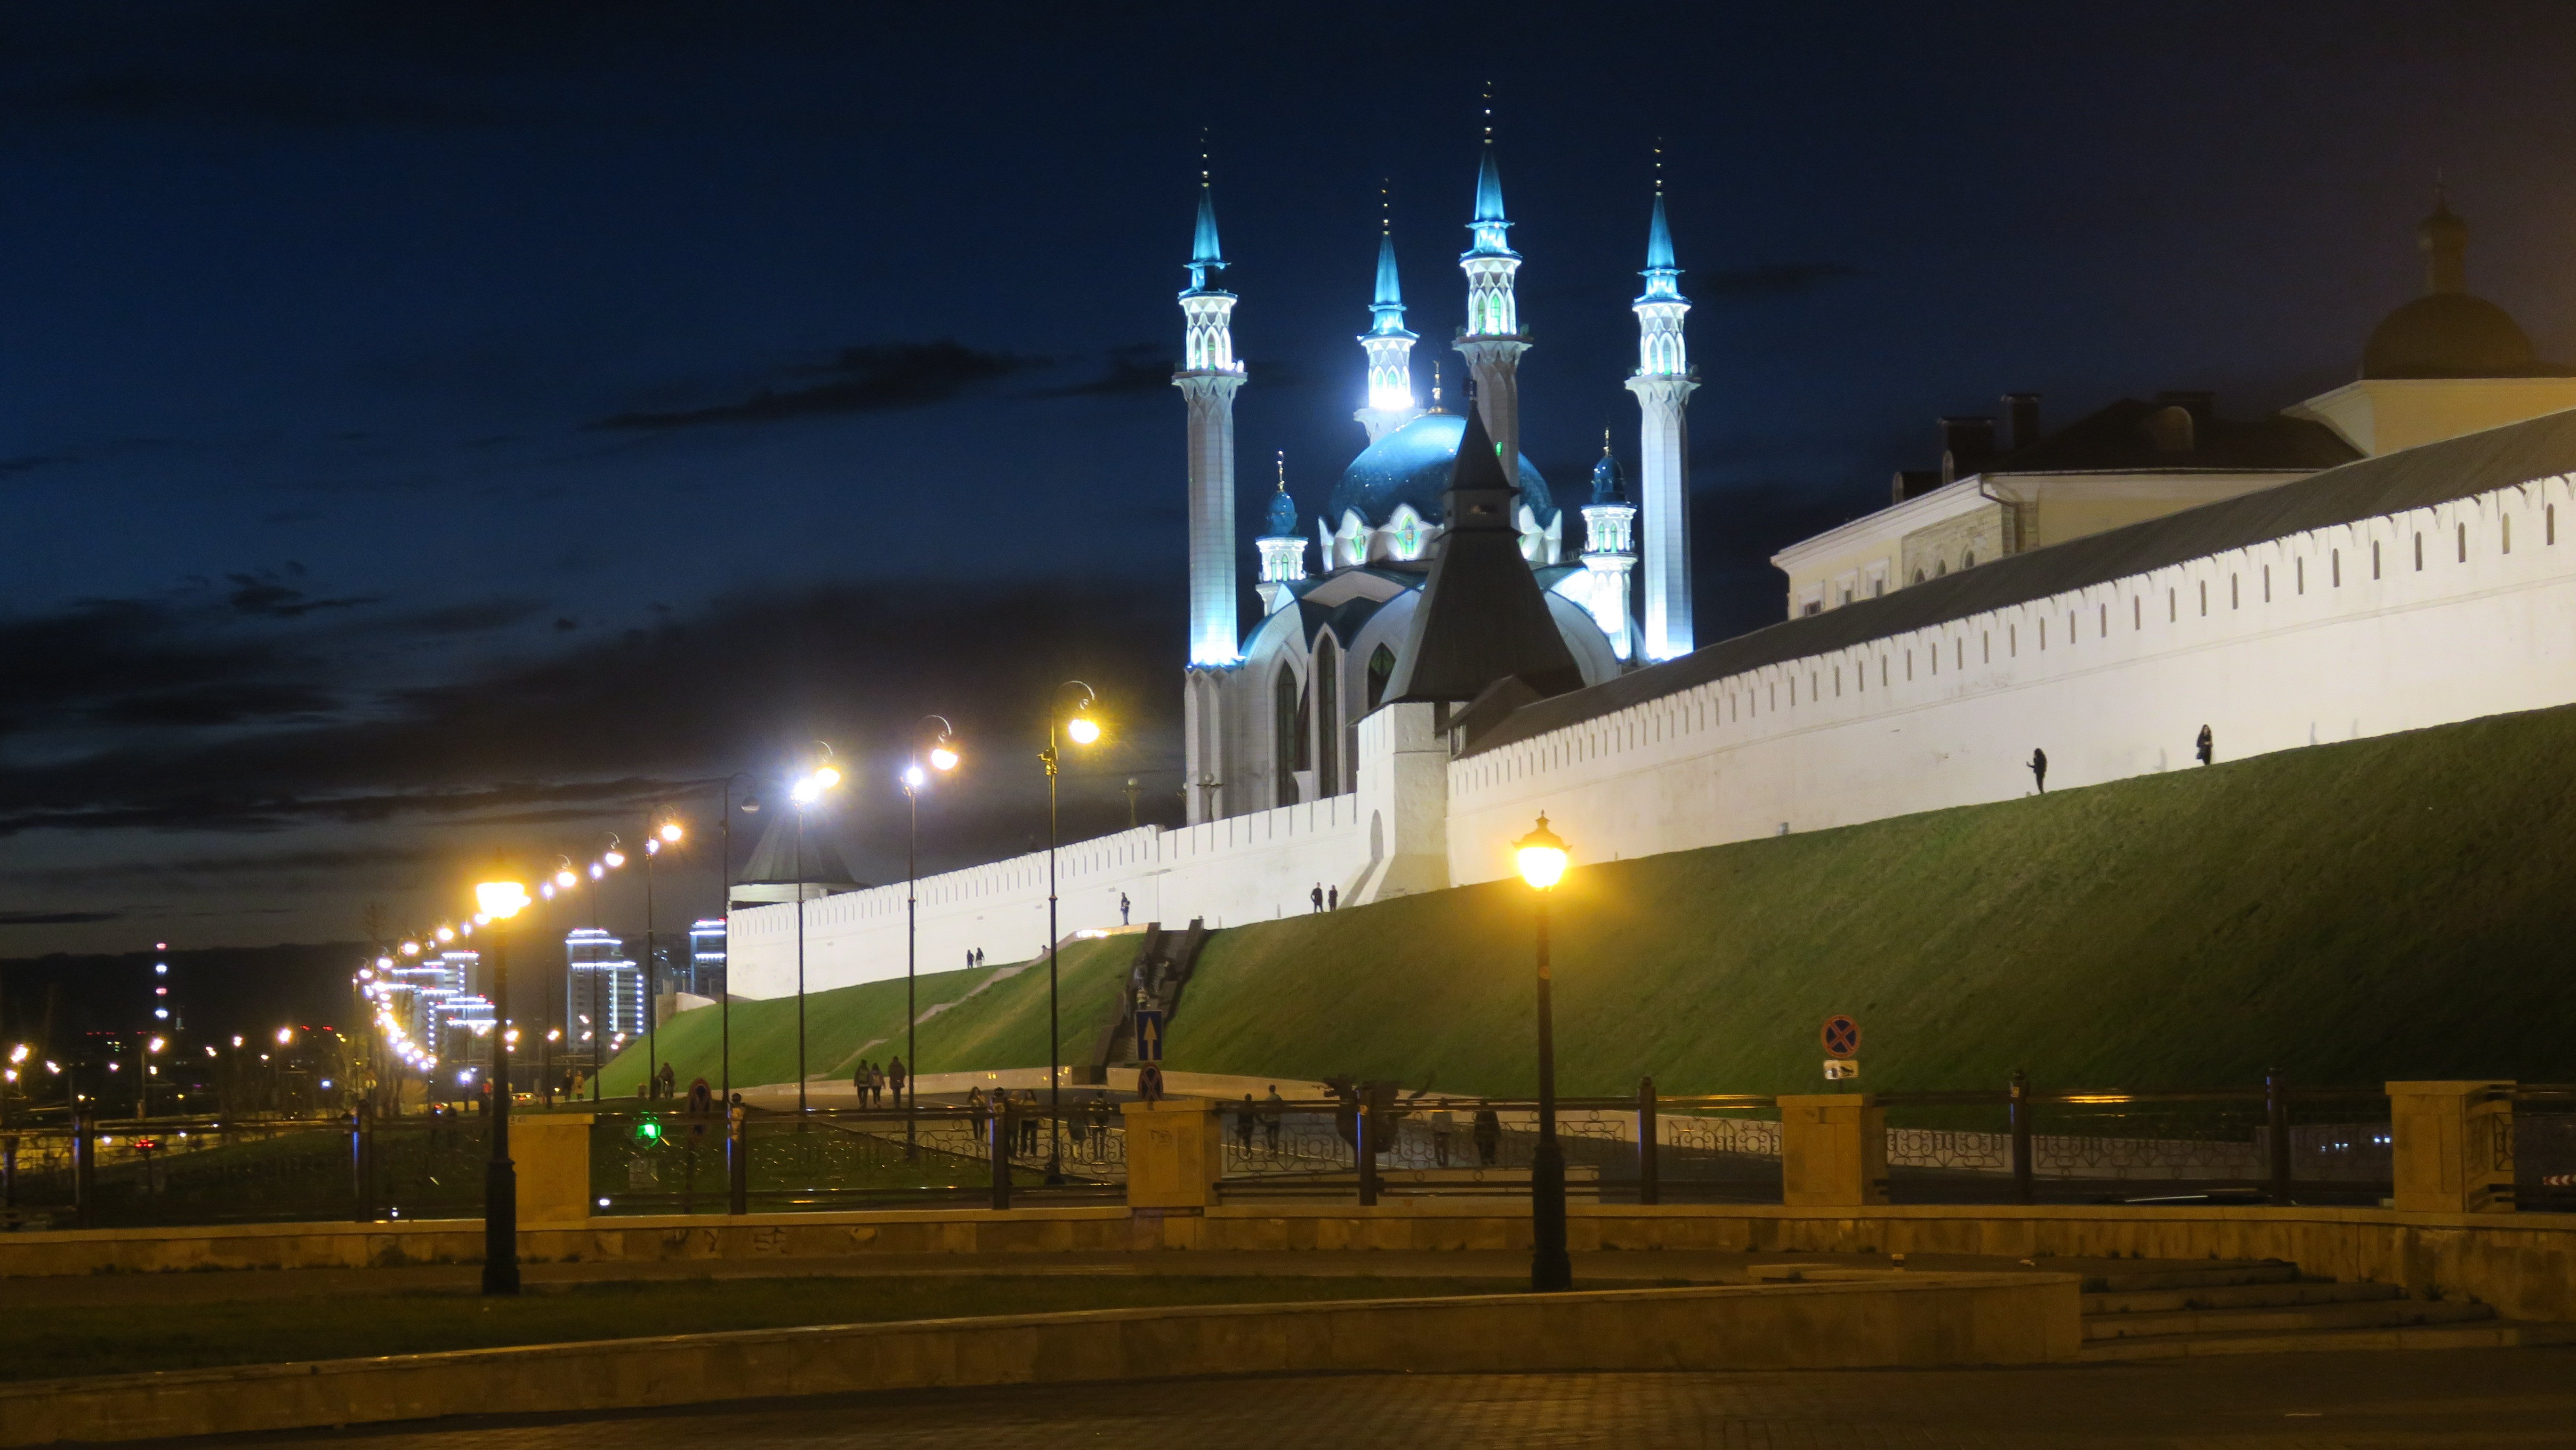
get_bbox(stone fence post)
[513,1114,594,1223]
[1123,1096,1222,1208]
[1778,1094,1888,1208]
[2386,1081,2513,1213]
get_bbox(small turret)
[1579,433,1639,663]
[1256,452,1310,613]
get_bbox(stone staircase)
[2078,1259,2566,1359]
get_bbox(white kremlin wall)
[732,465,2576,1001]
[727,794,1368,997]
[1447,472,2576,884]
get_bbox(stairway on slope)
[2077,1259,2568,1360]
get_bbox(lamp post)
[643,816,684,1105]
[1040,681,1103,1185]
[789,750,844,1114]
[474,878,531,1297]
[902,717,961,1157]
[1514,814,1573,1293]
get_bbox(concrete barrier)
[7,1201,2571,1322]
[0,1273,2077,1446]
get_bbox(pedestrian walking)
[656,1062,676,1099]
[2196,724,2214,766]
[1472,1100,1501,1167]
[1431,1099,1455,1168]
[1088,1089,1111,1157]
[887,1056,907,1108]
[1327,885,1338,911]
[853,1059,870,1107]
[1019,1088,1041,1155]
[2029,747,2048,794]
[1235,1094,1257,1152]
[1262,1084,1284,1153]
[966,1085,986,1116]
[1120,892,1131,926]
[1310,883,1324,913]
[686,1077,713,1117]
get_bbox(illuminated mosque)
[1175,135,1699,823]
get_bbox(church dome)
[1328,411,1555,530]
[2363,293,2539,379]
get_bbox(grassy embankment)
[618,704,2576,1098]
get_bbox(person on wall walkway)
[2197,724,2214,766]
[2029,748,2048,794]
[1310,883,1324,913]
[1328,885,1338,911]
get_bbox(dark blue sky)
[4,0,2574,960]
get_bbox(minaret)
[1355,196,1423,442]
[1625,165,1698,661]
[1452,113,1532,487]
[1256,451,1308,614]
[1174,169,1246,669]
[1579,433,1638,662]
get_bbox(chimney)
[2003,393,2042,452]
[1937,416,1996,484]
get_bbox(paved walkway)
[168,1352,2576,1447]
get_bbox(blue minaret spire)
[1175,138,1248,740]
[1626,143,1698,661]
[1356,184,1423,442]
[1187,186,1227,293]
[1455,90,1536,508]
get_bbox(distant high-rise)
[566,927,643,1060]
[689,918,728,999]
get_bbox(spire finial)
[1654,137,1664,196]
[1276,449,1287,492]
[1603,425,1614,454]
[1431,360,1443,408]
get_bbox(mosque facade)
[1177,141,1698,824]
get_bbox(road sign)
[1822,1059,1861,1081]
[1134,1008,1167,1063]
[1821,1015,1860,1060]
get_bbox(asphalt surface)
[169,1351,2576,1448]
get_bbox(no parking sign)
[1821,1015,1860,1080]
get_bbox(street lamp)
[1041,682,1103,1184]
[902,716,961,1155]
[1513,813,1572,1293]
[642,815,684,1104]
[789,748,843,1114]
[473,877,531,1297]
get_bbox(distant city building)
[565,927,643,1059]
[688,918,727,998]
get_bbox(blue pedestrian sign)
[1134,1008,1167,1063]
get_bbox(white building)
[726,195,2576,1006]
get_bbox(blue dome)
[1262,486,1298,537]
[1589,447,1628,505]
[1327,412,1555,531]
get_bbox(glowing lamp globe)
[1065,715,1102,745]
[603,850,626,869]
[659,822,684,843]
[554,869,578,890]
[476,880,532,920]
[813,765,843,790]
[902,763,926,790]
[928,743,960,772]
[1513,814,1569,890]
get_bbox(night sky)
[5,0,2575,981]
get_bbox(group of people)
[962,948,988,968]
[850,1056,905,1108]
[1307,884,1338,912]
[1231,1086,1288,1152]
[962,1086,1120,1159]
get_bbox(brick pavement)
[185,1350,2576,1448]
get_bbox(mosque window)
[1961,551,1975,569]
[1936,560,1948,577]
[1272,667,1303,806]
[1913,570,1926,585]
[1314,637,1341,797]
[1366,645,1395,710]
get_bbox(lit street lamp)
[474,877,531,1297]
[1514,813,1573,1293]
[643,816,684,1102]
[1041,682,1103,1184]
[902,716,961,1155]
[789,748,844,1114]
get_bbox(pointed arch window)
[1313,635,1342,797]
[1273,666,1304,806]
[1367,644,1396,711]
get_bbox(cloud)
[1698,263,1862,298]
[594,341,1041,429]
[1030,344,1175,399]
[0,455,71,478]
[0,910,121,926]
[0,577,1187,875]
[225,566,382,618]
[0,70,504,132]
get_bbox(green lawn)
[622,704,2576,1100]
[10,1275,1522,1382]
[598,939,1132,1094]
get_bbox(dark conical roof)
[1382,390,1584,704]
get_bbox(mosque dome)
[1327,411,1555,529]
[1589,445,1627,506]
[1262,483,1298,537]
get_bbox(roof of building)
[736,809,869,893]
[1990,394,2359,474]
[2360,197,2568,380]
[1330,410,1555,529]
[1385,395,1585,704]
[1464,404,2576,757]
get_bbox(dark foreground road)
[177,1349,2576,1449]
